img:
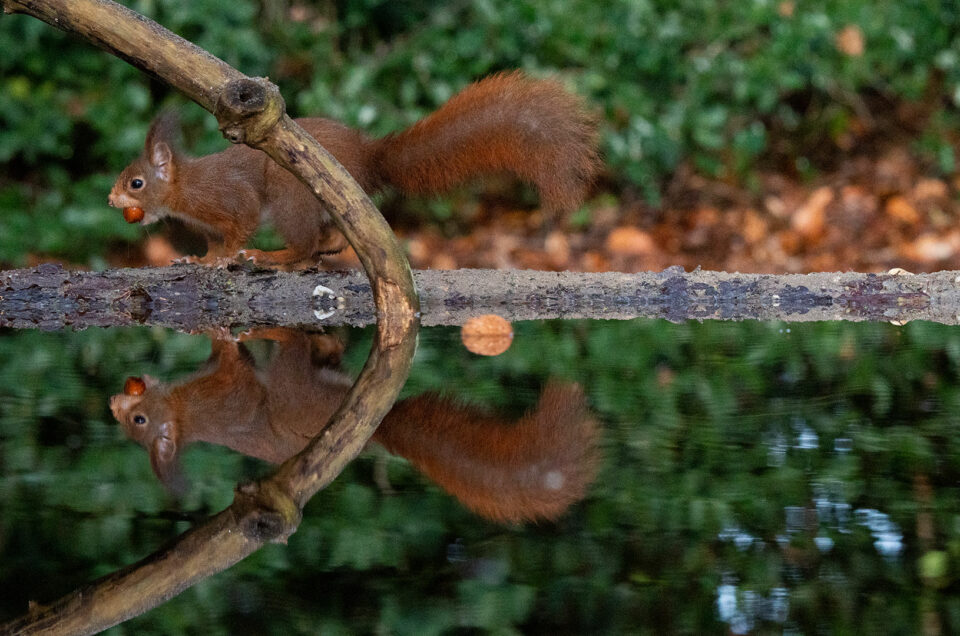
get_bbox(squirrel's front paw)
[187,326,237,341]
[173,253,242,268]
[212,256,242,269]
[209,326,237,342]
[185,255,240,268]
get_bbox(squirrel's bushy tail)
[373,383,600,523]
[374,72,601,213]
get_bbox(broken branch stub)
[215,77,286,145]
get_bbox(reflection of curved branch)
[1,0,418,633]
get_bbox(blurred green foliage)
[1,0,959,265]
[4,320,960,632]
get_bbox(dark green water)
[2,319,959,634]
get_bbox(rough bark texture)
[2,264,959,329]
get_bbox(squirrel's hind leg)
[242,221,347,266]
[239,247,313,266]
[314,226,348,255]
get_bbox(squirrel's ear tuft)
[145,111,181,148]
[145,112,180,181]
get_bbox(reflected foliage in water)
[2,319,960,634]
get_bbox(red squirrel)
[108,72,601,265]
[109,328,600,523]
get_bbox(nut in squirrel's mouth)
[123,207,146,223]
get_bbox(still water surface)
[1,319,958,634]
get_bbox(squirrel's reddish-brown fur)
[109,329,599,523]
[108,72,600,266]
[374,72,599,213]
[378,384,598,522]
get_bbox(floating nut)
[461,314,513,356]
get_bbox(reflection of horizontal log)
[2,263,957,329]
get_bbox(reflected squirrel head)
[107,113,181,225]
[110,374,186,493]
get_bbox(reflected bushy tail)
[373,383,600,523]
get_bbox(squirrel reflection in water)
[109,328,599,523]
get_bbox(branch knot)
[234,479,301,544]
[214,77,285,146]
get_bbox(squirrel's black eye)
[130,178,144,190]
[133,414,147,425]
